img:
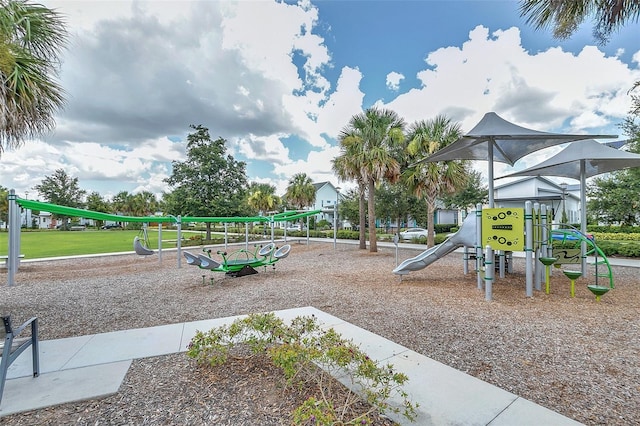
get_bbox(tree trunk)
[206,222,212,241]
[426,199,436,248]
[358,182,366,250]
[367,179,378,252]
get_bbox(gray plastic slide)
[393,213,476,275]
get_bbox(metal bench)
[1,316,39,407]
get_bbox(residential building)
[494,176,580,224]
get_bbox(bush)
[187,313,418,425]
[593,241,620,256]
[337,230,359,240]
[617,242,640,257]
[316,219,332,230]
[587,224,640,234]
[592,232,640,242]
[434,233,448,245]
[434,223,457,233]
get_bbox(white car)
[286,224,302,232]
[399,227,428,241]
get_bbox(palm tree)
[338,107,405,252]
[285,173,315,227]
[403,115,467,247]
[333,137,367,249]
[111,191,134,216]
[0,0,67,155]
[131,191,159,217]
[519,0,640,44]
[247,183,279,234]
[247,183,278,215]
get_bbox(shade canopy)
[422,111,617,207]
[425,112,615,166]
[499,139,640,275]
[499,139,640,180]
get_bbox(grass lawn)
[0,229,182,259]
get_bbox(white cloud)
[235,134,291,165]
[4,4,640,206]
[386,71,404,91]
[386,26,640,133]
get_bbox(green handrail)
[551,227,614,289]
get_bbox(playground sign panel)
[552,248,581,264]
[482,208,524,251]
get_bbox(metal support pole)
[334,187,340,250]
[485,245,494,301]
[541,204,549,281]
[333,203,337,250]
[270,218,275,244]
[475,204,483,290]
[463,246,469,275]
[158,223,162,263]
[176,215,182,269]
[580,160,588,276]
[525,201,533,297]
[533,203,542,291]
[488,143,494,208]
[306,215,310,245]
[245,223,249,251]
[7,190,19,286]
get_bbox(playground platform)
[1,306,581,425]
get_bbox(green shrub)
[594,241,620,256]
[434,223,457,233]
[592,232,640,242]
[337,230,359,240]
[316,219,332,230]
[617,242,640,257]
[434,233,448,245]
[587,224,640,234]
[187,313,418,425]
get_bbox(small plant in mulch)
[187,313,418,425]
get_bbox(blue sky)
[1,0,639,200]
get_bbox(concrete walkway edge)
[1,307,583,425]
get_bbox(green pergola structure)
[5,190,320,286]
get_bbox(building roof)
[313,181,338,192]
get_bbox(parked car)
[57,223,86,231]
[286,224,302,232]
[101,223,122,230]
[399,227,428,241]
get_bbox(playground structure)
[4,190,319,286]
[183,242,291,278]
[2,189,618,300]
[393,214,476,275]
[393,201,614,301]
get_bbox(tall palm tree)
[247,183,279,215]
[111,191,134,216]
[247,183,279,234]
[403,115,467,247]
[285,173,315,227]
[333,136,367,249]
[131,191,159,217]
[0,0,67,155]
[339,107,405,252]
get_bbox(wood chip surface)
[1,242,638,425]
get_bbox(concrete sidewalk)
[1,306,581,425]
